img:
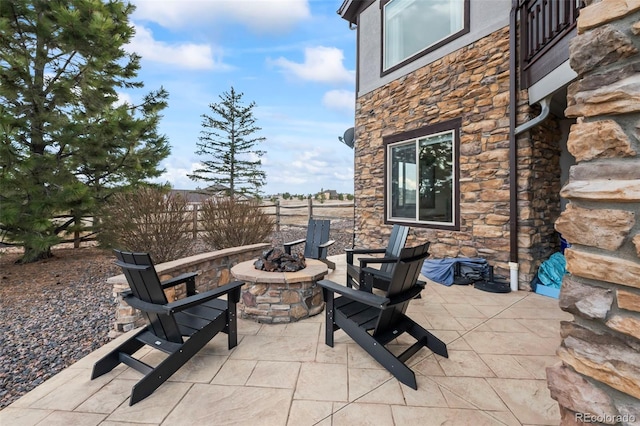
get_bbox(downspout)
[509,1,553,291]
[508,0,519,290]
[515,95,552,135]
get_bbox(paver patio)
[0,254,572,425]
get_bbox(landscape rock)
[558,322,640,400]
[559,276,614,319]
[554,204,635,251]
[578,0,640,32]
[565,248,640,288]
[617,288,640,313]
[560,178,640,202]
[606,314,640,340]
[567,119,636,161]
[547,363,618,421]
[569,26,638,76]
[566,75,640,117]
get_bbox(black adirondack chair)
[91,250,244,405]
[284,219,336,269]
[318,241,448,390]
[345,224,409,290]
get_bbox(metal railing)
[519,0,581,72]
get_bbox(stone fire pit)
[254,247,306,272]
[231,258,328,323]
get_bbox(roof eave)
[337,0,359,25]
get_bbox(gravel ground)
[0,221,353,409]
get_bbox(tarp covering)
[421,258,489,286]
[537,252,566,288]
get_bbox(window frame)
[384,119,461,231]
[380,0,470,76]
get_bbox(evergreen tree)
[0,0,170,263]
[188,87,266,197]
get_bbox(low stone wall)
[107,243,270,337]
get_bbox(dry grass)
[261,199,354,227]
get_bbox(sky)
[122,0,356,196]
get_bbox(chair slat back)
[304,219,331,259]
[374,241,430,335]
[380,225,409,274]
[114,250,183,343]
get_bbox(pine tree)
[189,87,266,198]
[0,0,170,263]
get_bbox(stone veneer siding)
[546,0,640,422]
[354,26,562,285]
[107,243,270,336]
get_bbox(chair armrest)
[122,281,245,314]
[318,239,335,249]
[283,238,305,247]
[359,267,394,293]
[317,279,389,309]
[345,248,386,255]
[358,256,399,268]
[345,247,386,264]
[283,239,306,254]
[166,280,245,313]
[387,284,424,306]
[161,272,199,290]
[317,240,335,260]
[361,267,393,280]
[122,294,167,314]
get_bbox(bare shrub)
[200,197,274,249]
[99,187,192,263]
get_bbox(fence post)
[192,204,199,239]
[275,199,280,232]
[308,198,313,219]
[72,213,80,248]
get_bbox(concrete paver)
[0,254,571,425]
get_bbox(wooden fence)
[262,199,354,231]
[20,200,355,247]
[192,199,355,236]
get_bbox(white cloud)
[131,0,311,33]
[263,146,354,194]
[271,46,355,84]
[153,161,203,190]
[126,25,231,70]
[322,90,354,113]
[114,92,133,107]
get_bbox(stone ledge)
[565,248,640,288]
[107,243,271,285]
[560,179,640,202]
[554,204,635,251]
[578,0,640,33]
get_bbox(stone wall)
[547,0,640,422]
[107,243,270,336]
[353,26,563,285]
[517,113,564,284]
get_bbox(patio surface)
[1,254,572,425]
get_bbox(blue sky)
[122,0,356,196]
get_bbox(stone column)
[548,0,640,423]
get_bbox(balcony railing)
[518,0,582,88]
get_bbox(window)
[382,0,469,73]
[385,120,459,229]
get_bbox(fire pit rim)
[230,258,329,284]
